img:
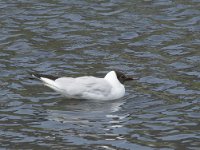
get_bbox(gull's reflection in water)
[46,97,126,123]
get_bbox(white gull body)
[34,71,125,100]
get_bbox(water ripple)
[0,0,200,149]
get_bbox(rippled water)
[0,0,200,149]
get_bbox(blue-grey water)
[0,0,200,149]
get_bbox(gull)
[31,71,136,100]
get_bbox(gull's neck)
[104,71,122,86]
[104,71,125,99]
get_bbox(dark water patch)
[0,0,200,149]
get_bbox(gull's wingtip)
[31,73,41,79]
[28,70,59,81]
[28,70,42,80]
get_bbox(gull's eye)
[121,75,125,79]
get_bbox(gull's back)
[54,76,113,100]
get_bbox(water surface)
[0,0,200,149]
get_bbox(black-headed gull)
[31,71,135,100]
